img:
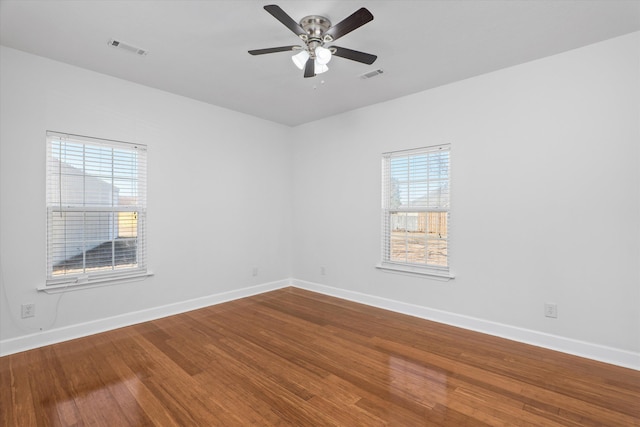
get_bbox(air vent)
[108,39,148,56]
[359,69,384,80]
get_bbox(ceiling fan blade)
[324,8,373,41]
[330,46,377,65]
[264,4,307,37]
[248,46,300,55]
[303,57,315,78]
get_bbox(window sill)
[375,263,454,281]
[38,271,154,293]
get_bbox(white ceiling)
[1,0,639,127]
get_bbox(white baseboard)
[291,279,640,371]
[3,278,638,371]
[0,279,290,357]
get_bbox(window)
[46,131,147,286]
[380,144,451,277]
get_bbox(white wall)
[292,33,640,363]
[2,32,638,368]
[0,46,292,346]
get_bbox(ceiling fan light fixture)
[292,49,310,69]
[314,61,329,74]
[315,46,332,65]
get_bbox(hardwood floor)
[2,287,639,426]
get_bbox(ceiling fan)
[248,4,377,78]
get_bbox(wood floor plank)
[112,327,245,426]
[27,346,84,426]
[2,287,639,426]
[0,356,38,427]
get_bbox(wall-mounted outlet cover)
[544,303,558,318]
[21,303,35,318]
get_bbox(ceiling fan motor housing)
[299,15,332,52]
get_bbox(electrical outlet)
[544,303,557,318]
[320,266,326,276]
[21,303,35,318]
[252,267,258,277]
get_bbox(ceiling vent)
[359,69,384,80]
[108,39,148,56]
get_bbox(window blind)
[382,144,450,273]
[46,131,147,285]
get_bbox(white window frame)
[44,131,148,289]
[378,144,453,279]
